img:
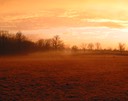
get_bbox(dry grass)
[0,52,128,101]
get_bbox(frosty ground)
[0,52,128,101]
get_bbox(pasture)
[0,52,128,101]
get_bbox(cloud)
[0,9,127,30]
[99,22,124,28]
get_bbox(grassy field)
[0,52,128,101]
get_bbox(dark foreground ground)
[0,52,128,101]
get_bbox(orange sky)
[1,0,128,48]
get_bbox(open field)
[0,52,128,101]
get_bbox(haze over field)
[1,0,128,48]
[1,1,128,101]
[0,54,128,101]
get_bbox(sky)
[1,0,128,48]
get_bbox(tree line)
[0,30,64,55]
[71,42,126,55]
[0,30,127,55]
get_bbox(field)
[0,52,128,101]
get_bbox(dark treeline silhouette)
[0,30,128,56]
[36,35,65,51]
[0,31,35,55]
[0,30,64,55]
[72,42,128,55]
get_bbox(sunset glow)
[1,0,128,48]
[1,1,128,100]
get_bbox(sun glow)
[1,0,128,48]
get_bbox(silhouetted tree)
[37,39,45,48]
[118,43,125,54]
[71,45,78,52]
[36,39,52,50]
[95,42,101,50]
[0,30,10,54]
[0,30,35,55]
[81,43,87,52]
[87,43,94,50]
[52,35,64,50]
[45,39,52,50]
[16,31,26,51]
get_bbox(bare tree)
[45,39,52,50]
[87,43,94,50]
[71,45,78,52]
[37,39,45,48]
[37,39,52,50]
[118,43,125,54]
[0,30,35,55]
[0,30,9,52]
[16,31,26,42]
[95,42,102,50]
[52,35,64,50]
[16,31,26,50]
[81,43,87,52]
